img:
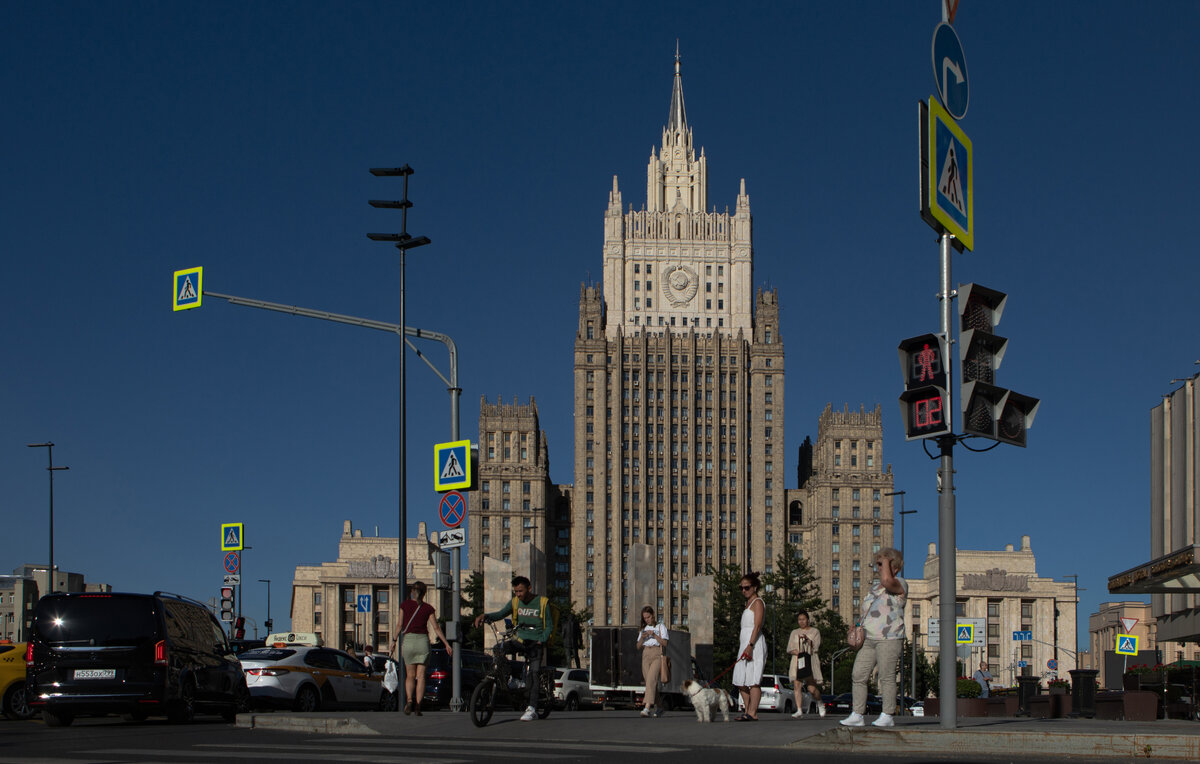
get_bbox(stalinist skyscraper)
[571,54,786,626]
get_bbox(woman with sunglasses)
[732,572,766,721]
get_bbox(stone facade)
[289,520,449,652]
[570,56,786,627]
[907,536,1077,684]
[788,404,896,627]
[469,397,571,593]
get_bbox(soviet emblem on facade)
[661,264,698,307]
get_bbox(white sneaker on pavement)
[818,703,827,717]
[840,712,865,727]
[640,707,652,717]
[791,708,804,718]
[520,706,537,721]
[872,713,895,727]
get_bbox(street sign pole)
[937,226,958,730]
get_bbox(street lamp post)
[259,579,272,633]
[27,442,68,594]
[885,489,917,712]
[1065,574,1083,672]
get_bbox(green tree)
[460,570,484,650]
[761,544,826,674]
[707,562,743,684]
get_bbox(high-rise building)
[788,404,896,627]
[571,55,786,626]
[469,396,571,593]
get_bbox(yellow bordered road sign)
[434,440,472,491]
[173,267,203,311]
[926,97,974,251]
[956,623,974,644]
[221,522,244,551]
[1116,633,1139,655]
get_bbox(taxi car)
[1,640,34,720]
[239,644,385,712]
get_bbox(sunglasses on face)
[740,585,753,590]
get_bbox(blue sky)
[4,2,1198,643]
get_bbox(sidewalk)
[238,709,1200,760]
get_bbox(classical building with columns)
[570,54,786,627]
[289,520,448,652]
[907,536,1077,685]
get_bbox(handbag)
[847,625,865,650]
[795,652,810,671]
[660,654,671,684]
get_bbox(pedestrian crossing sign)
[925,97,974,251]
[221,522,244,551]
[1116,633,1139,656]
[173,267,203,311]
[956,624,974,644]
[434,440,472,492]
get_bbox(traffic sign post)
[1119,617,1139,633]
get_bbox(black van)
[26,591,249,726]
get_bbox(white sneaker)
[818,703,827,718]
[520,706,537,721]
[791,708,804,718]
[840,712,865,727]
[872,713,894,727]
[640,707,652,717]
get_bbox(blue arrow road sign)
[1018,660,1028,668]
[357,594,372,613]
[932,22,969,120]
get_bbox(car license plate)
[74,669,116,680]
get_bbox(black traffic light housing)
[220,586,234,623]
[958,283,1039,446]
[898,333,951,440]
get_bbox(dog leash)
[701,659,741,688]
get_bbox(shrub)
[956,679,981,698]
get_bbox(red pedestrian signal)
[898,333,951,440]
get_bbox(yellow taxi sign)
[173,267,203,311]
[221,522,244,551]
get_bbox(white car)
[239,646,384,712]
[736,673,796,713]
[553,667,592,710]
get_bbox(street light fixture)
[259,579,272,633]
[27,442,68,594]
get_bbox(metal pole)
[937,230,958,729]
[28,443,67,594]
[450,379,464,711]
[885,489,911,712]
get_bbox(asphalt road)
[0,714,1170,764]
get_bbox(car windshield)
[240,648,296,661]
[34,595,158,646]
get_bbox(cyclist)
[473,576,557,721]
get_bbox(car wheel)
[222,679,251,722]
[783,699,794,714]
[565,693,579,712]
[42,709,74,727]
[294,685,321,713]
[121,709,149,722]
[167,679,196,723]
[4,683,34,720]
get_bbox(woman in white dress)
[732,571,766,721]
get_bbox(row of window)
[632,263,725,277]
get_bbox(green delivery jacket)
[483,595,557,644]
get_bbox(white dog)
[681,679,732,722]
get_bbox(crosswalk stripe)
[198,743,564,759]
[276,738,688,753]
[80,751,469,764]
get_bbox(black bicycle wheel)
[536,671,553,719]
[469,678,496,727]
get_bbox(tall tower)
[572,54,786,626]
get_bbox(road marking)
[273,739,689,754]
[81,751,470,764]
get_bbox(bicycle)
[468,622,554,727]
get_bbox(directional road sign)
[224,552,241,575]
[932,22,969,120]
[1116,633,1139,655]
[221,523,244,551]
[434,440,472,492]
[438,528,466,549]
[439,490,467,529]
[357,594,372,614]
[927,617,984,648]
[1018,660,1028,668]
[173,267,203,311]
[926,96,974,251]
[1012,630,1032,641]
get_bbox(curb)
[236,713,379,735]
[794,726,1200,760]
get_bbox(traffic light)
[219,587,234,623]
[434,549,451,591]
[898,333,951,440]
[958,283,1039,445]
[234,616,245,640]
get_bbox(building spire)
[667,41,687,133]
